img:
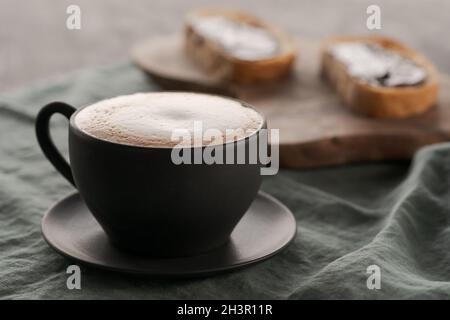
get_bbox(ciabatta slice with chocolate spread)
[184,8,297,85]
[321,36,439,118]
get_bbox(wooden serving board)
[131,36,450,168]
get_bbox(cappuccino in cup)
[74,92,263,147]
[36,92,266,257]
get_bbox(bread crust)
[321,36,439,118]
[184,8,296,85]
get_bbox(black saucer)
[41,192,296,277]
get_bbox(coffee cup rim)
[69,91,267,150]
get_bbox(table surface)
[1,0,449,91]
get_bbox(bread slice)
[321,36,439,118]
[184,8,297,85]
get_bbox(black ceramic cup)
[35,95,266,257]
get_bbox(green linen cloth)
[1,62,450,299]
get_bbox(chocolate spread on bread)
[329,43,427,87]
[189,16,280,60]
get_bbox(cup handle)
[35,102,77,187]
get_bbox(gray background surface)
[1,0,449,91]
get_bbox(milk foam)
[74,92,263,147]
